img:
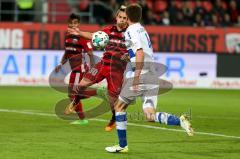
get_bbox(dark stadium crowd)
[80,0,240,27]
[1,0,239,27]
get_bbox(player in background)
[66,6,129,131]
[105,4,194,153]
[55,13,95,125]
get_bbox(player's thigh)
[142,70,160,97]
[106,70,124,98]
[118,78,142,105]
[83,62,106,85]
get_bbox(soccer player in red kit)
[55,13,94,125]
[66,6,128,131]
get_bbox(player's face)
[116,11,128,29]
[68,19,80,28]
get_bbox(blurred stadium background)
[0,0,240,159]
[1,0,240,87]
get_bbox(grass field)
[0,86,240,159]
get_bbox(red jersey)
[64,34,92,69]
[101,25,128,66]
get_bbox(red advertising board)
[0,23,240,53]
[0,23,100,50]
[146,26,225,53]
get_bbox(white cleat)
[105,145,128,153]
[180,115,194,136]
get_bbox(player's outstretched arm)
[67,27,93,40]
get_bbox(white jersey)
[124,23,154,65]
[120,23,158,108]
[124,23,154,76]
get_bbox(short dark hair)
[126,3,142,23]
[69,13,80,21]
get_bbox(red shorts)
[84,61,125,98]
[68,64,89,100]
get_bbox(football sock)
[116,112,127,147]
[155,112,180,126]
[74,102,85,120]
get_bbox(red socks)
[74,102,85,120]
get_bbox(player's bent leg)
[105,99,129,153]
[143,108,193,136]
[142,96,193,135]
[64,78,94,115]
[155,110,193,136]
[73,77,101,103]
[65,72,88,125]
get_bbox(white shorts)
[119,68,159,108]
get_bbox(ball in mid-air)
[92,31,109,49]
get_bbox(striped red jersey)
[64,34,92,70]
[101,25,128,66]
[64,34,92,61]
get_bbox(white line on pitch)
[0,108,240,139]
[195,116,240,120]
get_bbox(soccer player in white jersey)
[105,4,193,153]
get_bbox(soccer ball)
[92,31,109,49]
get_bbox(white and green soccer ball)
[92,31,109,49]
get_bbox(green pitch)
[0,86,240,159]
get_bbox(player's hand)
[67,27,80,36]
[55,64,62,73]
[132,77,140,92]
[120,54,130,62]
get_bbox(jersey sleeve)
[82,39,93,52]
[126,29,142,52]
[125,29,142,59]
